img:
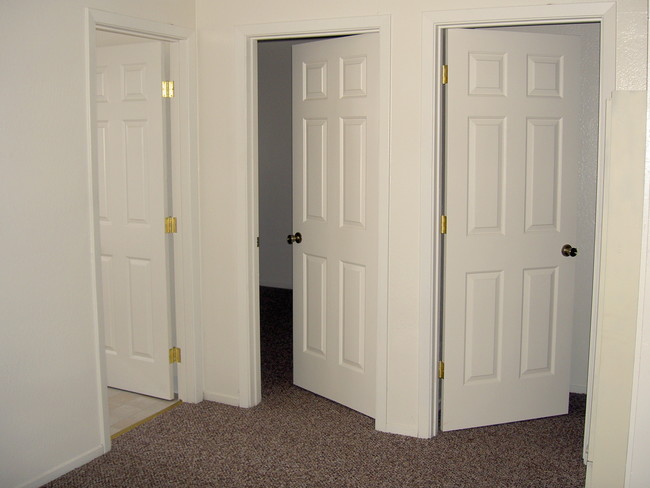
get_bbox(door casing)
[85,9,202,452]
[421,2,616,446]
[237,16,391,432]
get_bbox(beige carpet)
[44,287,586,487]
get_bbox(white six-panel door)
[292,34,379,417]
[442,29,581,430]
[96,42,174,400]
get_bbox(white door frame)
[236,16,391,431]
[420,2,616,439]
[85,9,202,451]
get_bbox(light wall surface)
[0,1,195,487]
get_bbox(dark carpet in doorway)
[43,286,587,488]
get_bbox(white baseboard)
[378,421,419,438]
[571,384,587,394]
[17,444,105,488]
[203,390,240,407]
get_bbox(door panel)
[292,34,378,417]
[97,42,174,400]
[442,29,580,430]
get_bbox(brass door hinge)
[438,360,445,379]
[165,216,177,234]
[441,65,448,85]
[162,80,175,98]
[440,215,447,235]
[169,347,182,364]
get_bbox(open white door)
[291,34,379,417]
[97,41,175,400]
[442,29,581,430]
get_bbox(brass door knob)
[561,244,578,257]
[287,232,302,244]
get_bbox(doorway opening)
[239,17,391,431]
[86,9,201,451]
[94,28,181,437]
[423,2,615,460]
[439,22,599,433]
[256,33,381,417]
[256,39,299,398]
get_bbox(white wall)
[493,23,601,394]
[257,40,295,289]
[0,2,195,487]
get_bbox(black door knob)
[287,232,302,244]
[561,244,578,257]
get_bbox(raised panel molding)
[124,120,149,224]
[527,55,564,98]
[128,258,155,361]
[303,61,327,100]
[122,63,147,101]
[340,55,367,98]
[340,117,367,228]
[469,52,507,96]
[101,255,116,354]
[96,66,108,102]
[464,271,503,384]
[96,122,110,222]
[467,117,506,235]
[525,118,562,232]
[520,267,558,377]
[304,253,327,357]
[303,118,328,222]
[339,261,366,372]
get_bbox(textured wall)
[616,0,648,90]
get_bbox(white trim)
[83,19,112,453]
[421,2,616,439]
[203,390,241,407]
[17,445,105,488]
[584,4,617,463]
[236,16,392,433]
[85,9,202,447]
[89,10,191,41]
[625,32,650,487]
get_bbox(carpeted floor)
[44,287,587,487]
